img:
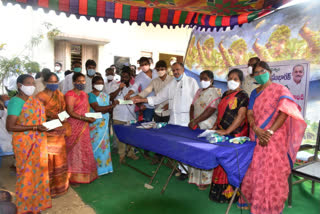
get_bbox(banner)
[184,1,320,144]
[230,60,310,117]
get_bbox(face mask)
[4,100,9,108]
[248,66,253,75]
[46,83,59,91]
[254,71,270,85]
[74,84,86,91]
[227,80,240,90]
[74,67,81,73]
[157,69,166,77]
[107,75,114,81]
[55,66,61,71]
[20,85,35,96]
[94,84,104,91]
[174,74,183,81]
[0,110,4,118]
[200,80,211,89]
[88,69,96,77]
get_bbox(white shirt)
[56,71,65,82]
[62,73,74,94]
[0,109,13,153]
[113,84,136,122]
[3,74,18,91]
[287,81,305,115]
[104,80,119,95]
[85,75,94,94]
[147,73,199,126]
[131,70,158,109]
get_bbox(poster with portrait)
[229,60,310,117]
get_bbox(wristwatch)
[267,129,274,135]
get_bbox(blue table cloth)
[114,124,256,187]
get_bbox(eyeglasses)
[253,69,266,75]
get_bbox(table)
[114,124,256,213]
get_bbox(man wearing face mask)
[132,62,199,176]
[242,57,260,96]
[55,62,64,82]
[104,67,119,95]
[84,59,98,94]
[110,67,139,163]
[124,57,158,122]
[132,60,173,123]
[62,61,82,94]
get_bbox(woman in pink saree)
[65,73,97,184]
[238,61,307,214]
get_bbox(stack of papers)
[118,99,134,105]
[58,111,70,121]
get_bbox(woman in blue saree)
[88,76,115,176]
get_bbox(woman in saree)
[238,61,306,214]
[88,76,114,176]
[36,72,70,197]
[188,70,220,190]
[6,74,51,214]
[209,69,249,203]
[65,72,97,184]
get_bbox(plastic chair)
[288,120,320,207]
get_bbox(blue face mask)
[4,100,9,108]
[87,69,96,77]
[74,83,86,91]
[174,74,183,81]
[74,67,81,73]
[46,83,59,91]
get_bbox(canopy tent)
[3,0,292,30]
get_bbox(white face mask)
[227,80,240,90]
[20,85,36,96]
[0,110,4,118]
[107,75,114,81]
[157,70,166,77]
[200,80,211,89]
[94,84,104,91]
[55,66,61,71]
[248,66,253,75]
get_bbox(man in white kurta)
[133,62,199,177]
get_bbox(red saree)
[65,90,97,183]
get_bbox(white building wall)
[0,2,192,75]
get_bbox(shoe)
[198,184,209,190]
[127,154,139,160]
[177,173,188,181]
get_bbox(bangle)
[80,116,82,120]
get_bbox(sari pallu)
[65,90,97,183]
[239,83,306,214]
[36,90,69,197]
[12,97,51,214]
[210,90,248,203]
[89,92,113,176]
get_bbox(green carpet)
[74,153,320,214]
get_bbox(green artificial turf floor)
[74,153,320,214]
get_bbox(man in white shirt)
[287,64,306,112]
[111,67,139,163]
[132,62,199,178]
[55,62,64,82]
[62,61,82,94]
[104,67,119,95]
[0,99,12,154]
[242,57,260,96]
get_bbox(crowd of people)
[0,56,306,214]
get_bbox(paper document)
[58,111,70,121]
[85,112,103,119]
[197,129,217,138]
[118,99,134,105]
[43,119,63,131]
